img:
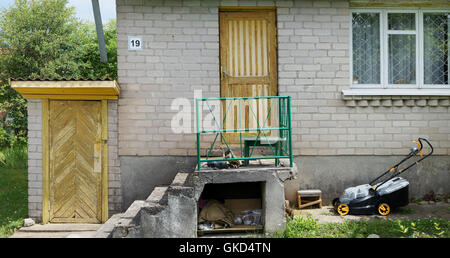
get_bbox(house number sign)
[128,36,143,50]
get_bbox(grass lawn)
[274,216,449,238]
[0,168,27,238]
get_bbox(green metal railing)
[196,96,293,171]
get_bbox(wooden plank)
[198,225,263,235]
[101,99,109,222]
[101,100,108,140]
[268,11,278,97]
[219,6,276,11]
[50,217,99,223]
[227,77,270,84]
[22,94,118,100]
[10,80,120,95]
[299,199,322,209]
[298,189,322,196]
[93,143,102,174]
[256,19,262,77]
[102,143,109,223]
[220,12,228,134]
[14,87,119,95]
[41,99,50,224]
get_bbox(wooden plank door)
[219,10,278,144]
[49,100,103,223]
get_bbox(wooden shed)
[11,78,120,223]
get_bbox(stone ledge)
[343,97,450,107]
[146,186,169,203]
[192,161,298,186]
[342,88,450,107]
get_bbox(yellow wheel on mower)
[378,203,391,216]
[337,203,350,216]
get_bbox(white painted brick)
[116,0,450,159]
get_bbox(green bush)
[0,126,26,149]
[0,86,28,148]
[0,127,9,147]
[0,146,27,169]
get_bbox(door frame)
[41,99,109,224]
[218,7,278,144]
[218,6,278,98]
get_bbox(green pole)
[278,97,283,155]
[287,96,293,167]
[239,99,243,157]
[196,99,201,171]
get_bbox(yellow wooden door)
[219,10,278,144]
[49,100,103,223]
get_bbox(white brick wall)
[27,99,43,221]
[117,0,450,157]
[107,100,122,215]
[117,0,223,156]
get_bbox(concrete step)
[93,213,123,238]
[144,173,191,205]
[96,172,195,238]
[171,172,190,186]
[146,186,169,204]
[10,231,98,238]
[18,223,101,233]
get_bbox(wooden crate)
[297,189,322,209]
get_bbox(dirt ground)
[292,202,450,224]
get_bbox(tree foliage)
[78,19,117,80]
[0,0,117,147]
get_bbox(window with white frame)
[351,9,450,89]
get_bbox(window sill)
[342,88,450,97]
[341,88,450,107]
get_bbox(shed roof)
[9,78,120,100]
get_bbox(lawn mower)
[332,138,433,216]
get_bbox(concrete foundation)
[120,156,197,210]
[97,162,297,238]
[119,155,449,213]
[189,164,296,234]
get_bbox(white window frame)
[350,8,450,90]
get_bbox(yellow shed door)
[219,10,278,143]
[49,100,103,223]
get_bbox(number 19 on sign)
[128,36,142,50]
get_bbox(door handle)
[221,66,230,79]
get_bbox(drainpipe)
[91,0,108,63]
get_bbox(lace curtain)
[388,13,416,84]
[424,13,449,85]
[352,13,380,84]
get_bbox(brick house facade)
[114,0,450,211]
[23,0,450,222]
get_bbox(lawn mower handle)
[417,138,433,157]
[370,138,433,190]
